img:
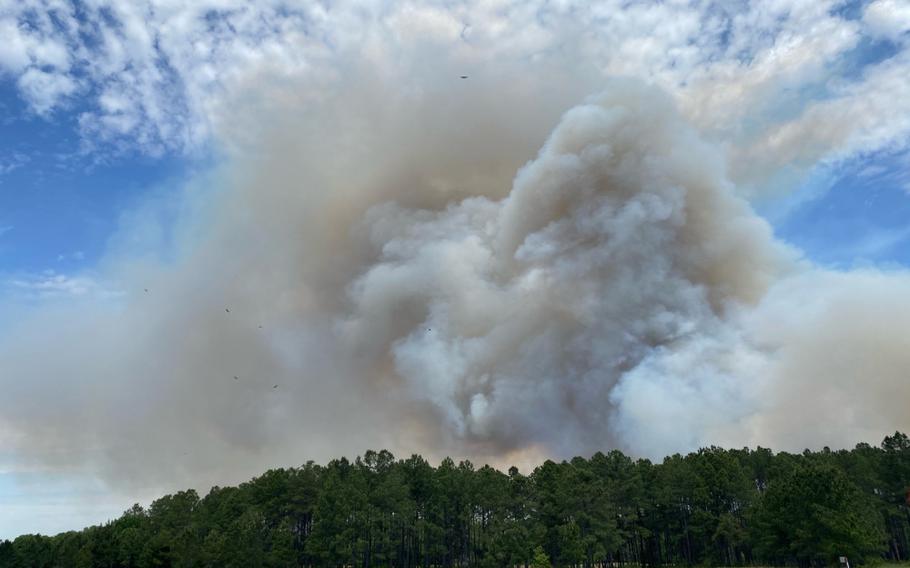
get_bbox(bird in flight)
[273,384,279,389]
[225,308,230,313]
[234,376,239,380]
[460,75,468,79]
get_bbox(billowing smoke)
[341,83,792,457]
[1,62,909,506]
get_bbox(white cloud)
[3,270,120,301]
[0,19,31,72]
[864,0,910,41]
[0,0,907,178]
[729,47,910,195]
[15,67,77,115]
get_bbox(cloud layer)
[2,0,909,174]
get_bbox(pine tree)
[532,544,552,568]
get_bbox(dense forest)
[2,433,909,568]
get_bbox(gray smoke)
[1,63,909,503]
[341,83,792,457]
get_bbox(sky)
[1,0,910,539]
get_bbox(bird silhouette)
[234,376,239,380]
[460,75,468,79]
[273,384,279,389]
[225,308,230,313]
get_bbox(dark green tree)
[754,462,885,567]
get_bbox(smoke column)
[1,64,909,499]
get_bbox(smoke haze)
[1,51,909,508]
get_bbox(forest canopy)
[1,433,908,568]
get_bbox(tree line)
[1,433,908,568]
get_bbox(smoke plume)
[1,61,909,503]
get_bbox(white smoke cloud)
[4,65,910,497]
[341,83,795,460]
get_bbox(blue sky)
[1,0,910,540]
[771,151,910,267]
[0,83,187,275]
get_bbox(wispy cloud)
[3,270,121,301]
[837,225,910,261]
[852,150,910,194]
[0,0,908,179]
[56,251,86,263]
[0,153,29,175]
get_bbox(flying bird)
[460,75,468,79]
[225,308,230,313]
[233,376,239,380]
[273,384,279,389]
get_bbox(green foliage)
[755,462,886,566]
[1,433,908,567]
[532,544,553,568]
